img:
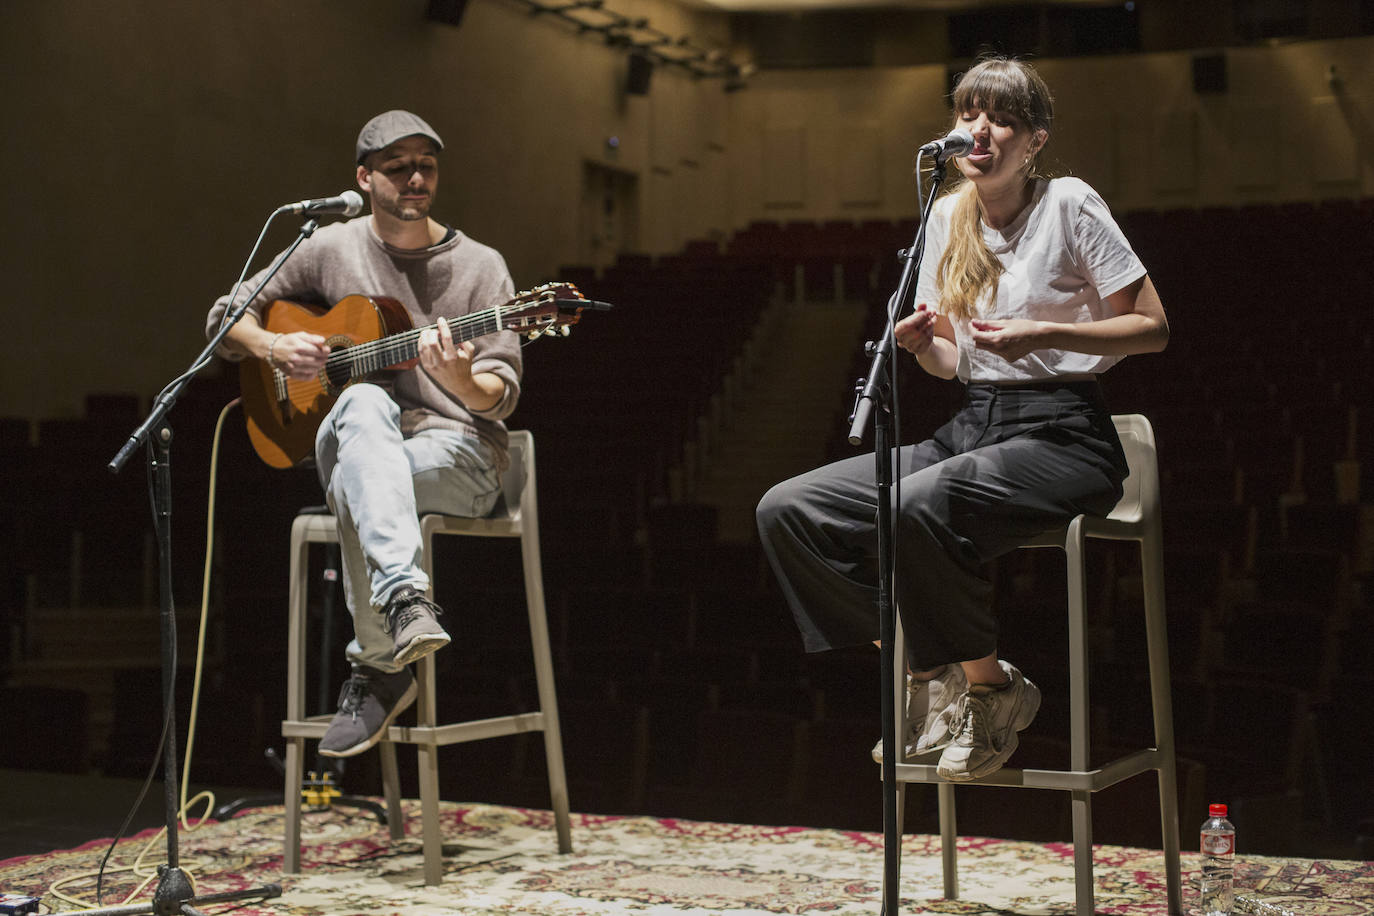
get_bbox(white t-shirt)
[915,176,1147,384]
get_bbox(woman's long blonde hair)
[936,57,1054,321]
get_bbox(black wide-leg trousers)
[756,380,1128,670]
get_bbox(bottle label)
[1202,833,1234,856]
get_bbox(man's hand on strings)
[272,332,329,380]
[419,317,478,393]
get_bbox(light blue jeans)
[315,384,503,672]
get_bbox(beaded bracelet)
[267,333,284,371]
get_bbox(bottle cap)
[1209,803,1228,817]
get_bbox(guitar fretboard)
[271,295,562,391]
[333,304,509,379]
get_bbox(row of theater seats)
[722,197,1374,310]
[520,255,775,541]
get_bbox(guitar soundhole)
[323,337,353,394]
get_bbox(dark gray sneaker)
[384,585,451,666]
[318,666,417,758]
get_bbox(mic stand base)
[50,865,282,916]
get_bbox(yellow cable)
[180,396,241,825]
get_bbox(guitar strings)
[337,309,502,371]
[271,294,563,402]
[326,301,517,373]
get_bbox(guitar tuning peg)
[559,326,571,336]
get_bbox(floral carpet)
[4,801,1370,915]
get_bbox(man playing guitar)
[205,110,523,758]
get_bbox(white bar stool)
[888,413,1182,916]
[281,430,573,884]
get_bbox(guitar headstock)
[502,282,610,340]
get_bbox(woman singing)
[756,56,1168,781]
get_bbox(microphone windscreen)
[341,190,364,217]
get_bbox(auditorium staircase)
[674,293,872,544]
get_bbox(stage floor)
[3,771,1371,916]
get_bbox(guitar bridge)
[272,367,294,422]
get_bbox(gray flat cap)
[355,110,444,164]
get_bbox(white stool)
[281,430,572,884]
[889,413,1182,916]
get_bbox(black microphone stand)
[846,154,952,916]
[83,216,323,916]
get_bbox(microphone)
[919,129,975,161]
[280,190,365,217]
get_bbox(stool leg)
[283,737,304,874]
[522,528,573,853]
[380,740,404,841]
[938,782,958,900]
[1064,519,1096,916]
[412,528,447,885]
[1142,531,1183,915]
[1156,761,1183,915]
[284,521,312,874]
[415,653,444,885]
[1071,790,1095,916]
[418,741,442,885]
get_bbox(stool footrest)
[892,747,1164,792]
[283,711,550,747]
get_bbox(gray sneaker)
[319,666,417,758]
[935,660,1040,781]
[872,664,968,762]
[384,585,451,666]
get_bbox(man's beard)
[378,194,431,221]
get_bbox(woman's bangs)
[952,67,1032,123]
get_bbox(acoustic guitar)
[239,282,603,468]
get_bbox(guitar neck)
[328,304,507,379]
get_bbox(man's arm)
[223,312,330,381]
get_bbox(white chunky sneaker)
[935,660,1040,781]
[871,663,969,762]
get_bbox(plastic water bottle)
[1200,803,1236,916]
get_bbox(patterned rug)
[4,801,1371,915]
